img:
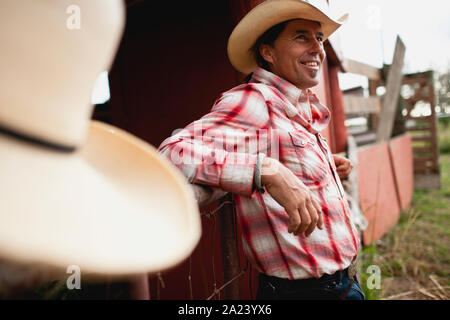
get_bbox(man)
[158,0,363,300]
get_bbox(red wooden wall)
[389,134,414,211]
[357,134,413,245]
[357,143,401,245]
[109,1,240,147]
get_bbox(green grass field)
[359,121,450,300]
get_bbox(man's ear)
[259,44,274,65]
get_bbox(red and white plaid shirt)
[158,67,360,280]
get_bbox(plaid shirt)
[158,67,360,280]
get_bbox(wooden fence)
[341,38,440,189]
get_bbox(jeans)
[256,269,365,300]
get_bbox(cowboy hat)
[0,0,201,277]
[227,0,349,74]
[0,121,201,276]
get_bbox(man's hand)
[333,154,353,180]
[261,157,323,237]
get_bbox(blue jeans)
[256,269,365,300]
[334,273,365,300]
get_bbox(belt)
[261,261,358,289]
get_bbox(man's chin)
[297,80,320,90]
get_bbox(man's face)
[260,19,326,90]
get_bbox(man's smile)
[299,60,320,71]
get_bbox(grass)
[359,122,450,300]
[439,121,450,154]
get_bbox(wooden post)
[368,79,380,132]
[218,193,240,299]
[328,65,348,153]
[376,36,406,142]
[428,80,440,174]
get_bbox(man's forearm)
[159,138,259,197]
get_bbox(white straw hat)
[0,0,201,277]
[227,0,349,74]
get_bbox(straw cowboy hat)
[227,0,349,74]
[0,0,201,277]
[0,121,202,277]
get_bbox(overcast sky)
[329,0,450,90]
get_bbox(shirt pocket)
[287,131,329,188]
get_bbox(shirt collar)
[250,67,304,106]
[250,67,331,134]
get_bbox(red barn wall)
[109,1,240,147]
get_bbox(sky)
[91,0,450,103]
[329,0,450,90]
[91,71,110,105]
